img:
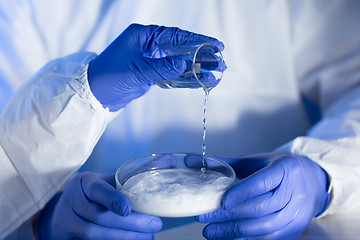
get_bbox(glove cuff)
[315,169,333,217]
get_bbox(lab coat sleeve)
[275,1,360,217]
[0,51,118,239]
[277,86,360,217]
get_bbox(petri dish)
[115,153,235,217]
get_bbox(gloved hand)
[88,23,225,111]
[196,152,332,240]
[36,172,162,240]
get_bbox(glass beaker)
[152,42,225,91]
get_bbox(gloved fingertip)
[202,225,214,240]
[151,56,186,81]
[222,61,228,71]
[167,56,187,75]
[217,41,225,51]
[221,195,234,211]
[122,203,132,216]
[195,214,206,223]
[112,197,132,216]
[149,217,163,232]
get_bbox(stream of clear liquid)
[201,90,209,174]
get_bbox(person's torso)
[4,0,356,172]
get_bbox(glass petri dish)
[115,153,235,217]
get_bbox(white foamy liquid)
[119,168,232,217]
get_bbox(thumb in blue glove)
[88,23,225,111]
[196,152,332,240]
[36,172,162,240]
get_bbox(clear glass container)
[115,153,235,217]
[153,43,225,91]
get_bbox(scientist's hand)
[88,23,224,111]
[36,172,162,240]
[196,153,331,240]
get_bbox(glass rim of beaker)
[191,42,224,91]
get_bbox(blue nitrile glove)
[36,172,162,240]
[88,23,225,111]
[195,152,332,240]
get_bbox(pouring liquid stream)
[201,89,209,174]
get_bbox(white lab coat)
[1,0,360,239]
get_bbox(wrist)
[87,59,103,107]
[87,59,150,112]
[36,192,62,240]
